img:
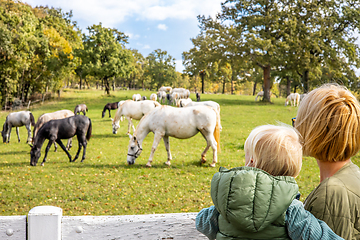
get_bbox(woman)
[295,84,360,239]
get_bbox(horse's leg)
[16,127,20,143]
[54,142,58,152]
[199,130,218,167]
[7,127,11,143]
[146,132,164,167]
[108,109,111,118]
[26,124,32,143]
[126,117,132,135]
[41,140,54,166]
[66,138,72,151]
[55,139,72,162]
[163,136,172,166]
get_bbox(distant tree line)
[183,0,360,101]
[0,0,188,109]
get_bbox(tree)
[82,23,131,95]
[145,49,177,90]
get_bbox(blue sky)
[24,0,224,73]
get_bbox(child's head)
[244,124,302,177]
[295,84,360,162]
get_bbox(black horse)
[102,102,118,118]
[30,115,92,166]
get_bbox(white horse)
[285,93,300,106]
[255,91,273,101]
[2,111,35,143]
[150,93,157,102]
[185,101,222,131]
[126,105,221,167]
[112,100,161,135]
[132,94,141,101]
[176,98,192,107]
[157,91,167,104]
[159,86,172,93]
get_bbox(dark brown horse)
[30,115,92,166]
[102,102,118,118]
[74,104,88,115]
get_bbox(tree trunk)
[222,77,226,94]
[253,82,257,95]
[231,71,236,95]
[80,77,82,90]
[103,77,110,95]
[263,65,271,102]
[286,76,291,96]
[200,73,205,94]
[303,70,309,93]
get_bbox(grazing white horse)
[185,101,222,131]
[112,100,161,135]
[132,94,141,101]
[157,91,167,104]
[159,86,172,93]
[255,91,273,101]
[2,111,35,143]
[176,98,192,107]
[150,93,157,102]
[126,105,221,168]
[285,93,300,106]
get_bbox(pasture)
[1,89,359,216]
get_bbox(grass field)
[0,89,359,216]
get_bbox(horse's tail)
[213,108,221,153]
[86,118,92,141]
[29,112,36,127]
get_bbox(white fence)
[0,206,207,240]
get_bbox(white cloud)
[143,45,151,49]
[126,32,140,40]
[157,24,168,31]
[25,0,223,26]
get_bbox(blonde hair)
[244,125,303,177]
[295,83,360,162]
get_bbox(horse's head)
[1,130,6,143]
[30,146,41,166]
[101,111,105,118]
[127,134,142,165]
[111,118,120,134]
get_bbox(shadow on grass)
[0,161,29,167]
[0,150,28,155]
[215,98,274,106]
[90,133,128,139]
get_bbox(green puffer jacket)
[211,166,299,240]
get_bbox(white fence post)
[28,206,62,240]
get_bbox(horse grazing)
[157,91,167,104]
[2,111,35,143]
[33,110,74,151]
[74,104,88,115]
[112,100,161,135]
[150,93,157,102]
[285,93,300,106]
[30,115,92,166]
[102,102,119,118]
[132,94,141,101]
[126,105,221,167]
[176,98,192,107]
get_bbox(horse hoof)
[145,163,152,167]
[201,158,207,164]
[165,161,171,166]
[41,163,45,166]
[209,163,216,168]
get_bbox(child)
[196,124,343,240]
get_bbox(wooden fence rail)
[0,206,206,240]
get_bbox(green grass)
[0,89,359,216]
